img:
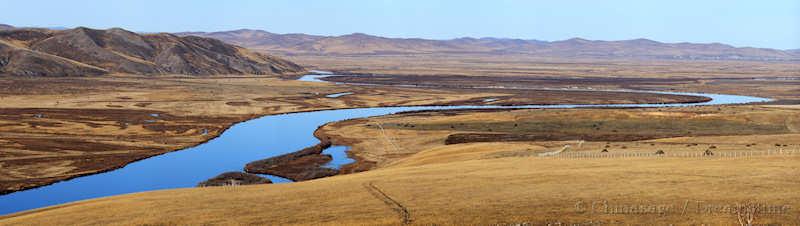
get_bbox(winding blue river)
[0,73,771,215]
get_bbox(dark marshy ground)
[244,141,338,181]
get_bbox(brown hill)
[0,27,304,76]
[0,24,13,30]
[179,29,799,61]
[0,39,108,76]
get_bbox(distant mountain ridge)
[179,29,800,61]
[0,27,304,76]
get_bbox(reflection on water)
[322,146,355,169]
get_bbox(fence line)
[543,149,799,159]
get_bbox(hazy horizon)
[1,0,798,49]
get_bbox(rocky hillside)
[180,29,800,61]
[0,24,13,30]
[0,27,304,76]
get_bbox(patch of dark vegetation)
[9,137,136,152]
[399,112,789,145]
[325,74,700,89]
[225,101,251,106]
[245,140,338,181]
[142,124,196,134]
[197,171,271,187]
[134,102,152,107]
[444,133,679,144]
[0,78,139,95]
[26,121,63,128]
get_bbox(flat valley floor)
[1,56,799,225]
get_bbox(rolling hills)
[0,27,304,76]
[179,29,799,61]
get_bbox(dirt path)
[363,181,411,225]
[537,140,583,157]
[370,119,403,153]
[538,144,571,157]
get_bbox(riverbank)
[0,75,721,195]
[0,73,795,224]
[0,75,481,194]
[0,85,770,215]
[209,89,769,187]
[4,138,798,225]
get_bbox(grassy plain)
[0,75,504,193]
[0,74,707,194]
[292,54,800,101]
[320,105,800,169]
[3,106,799,225]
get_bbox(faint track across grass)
[363,181,411,225]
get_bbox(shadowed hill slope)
[180,29,800,61]
[0,27,304,76]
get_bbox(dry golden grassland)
[1,55,798,224]
[0,75,509,193]
[3,105,799,225]
[320,106,800,169]
[292,55,800,101]
[0,73,725,194]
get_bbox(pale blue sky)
[1,0,798,49]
